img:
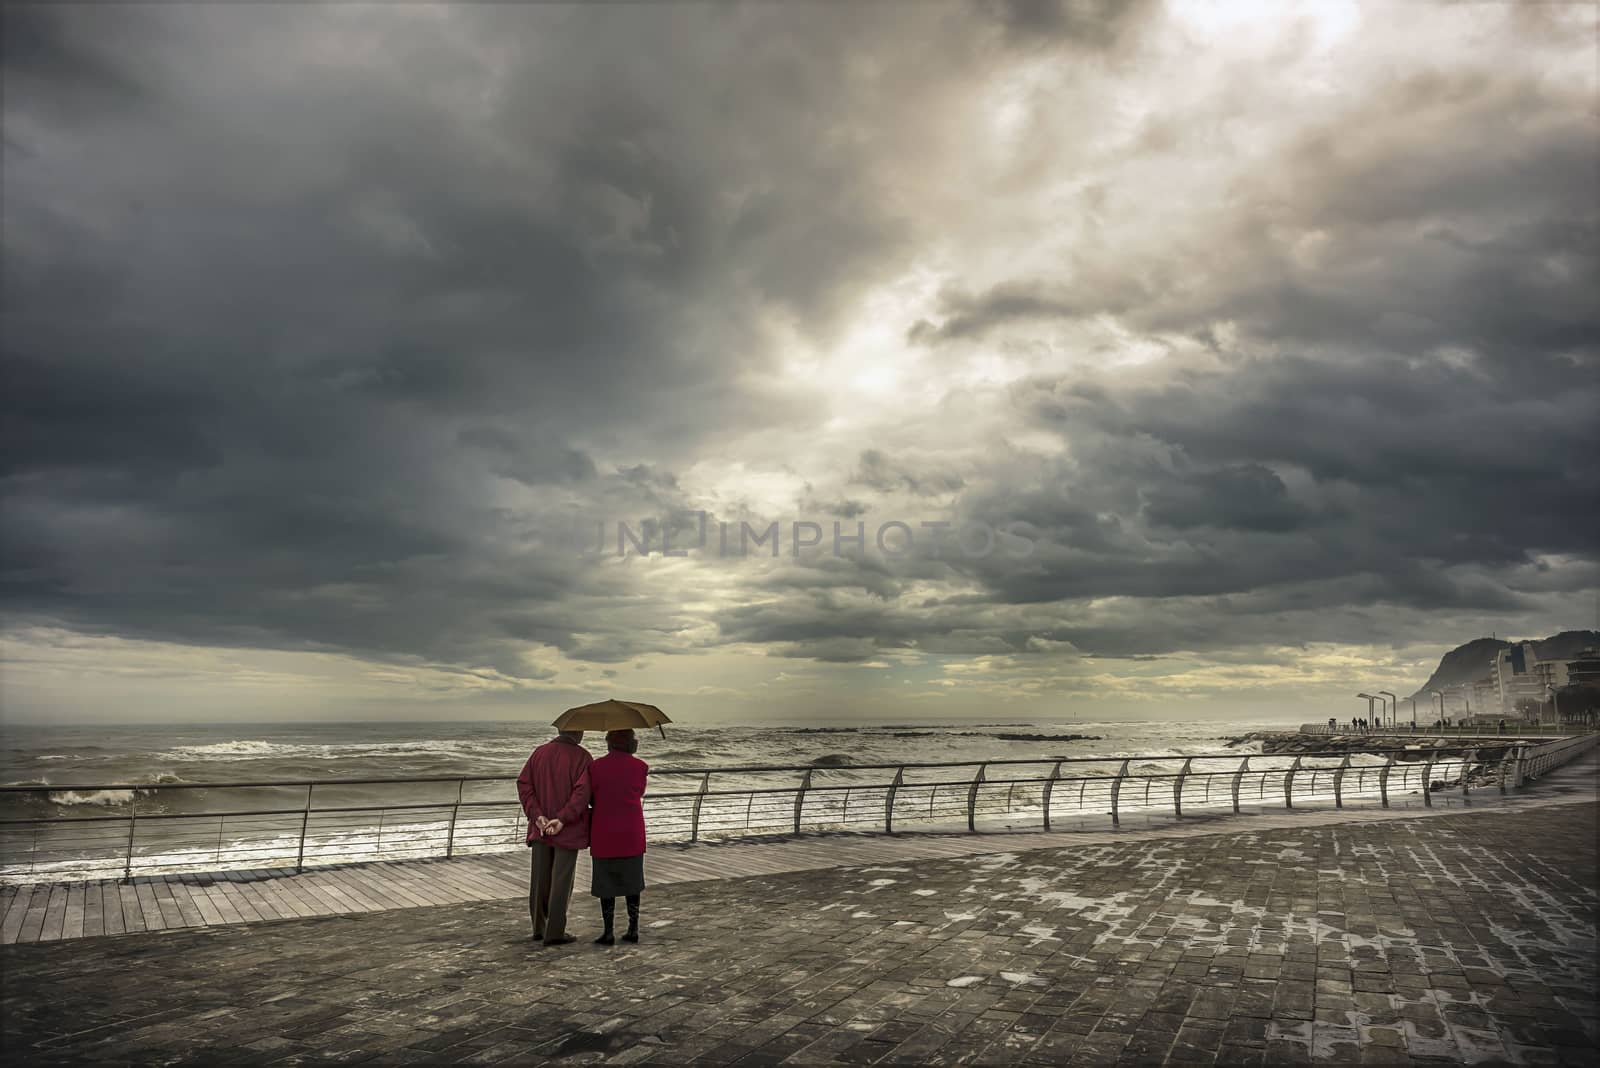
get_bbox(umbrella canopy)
[553,699,672,738]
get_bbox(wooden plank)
[262,874,330,917]
[442,861,520,901]
[199,880,246,925]
[262,873,323,919]
[353,864,433,910]
[651,854,733,883]
[18,886,49,943]
[214,879,265,923]
[63,882,86,940]
[257,872,326,918]
[376,861,454,908]
[1,886,35,944]
[415,860,506,903]
[230,878,283,922]
[146,878,185,929]
[324,866,408,912]
[286,872,352,915]
[39,883,67,942]
[472,854,539,892]
[167,877,212,927]
[101,880,126,936]
[134,879,168,930]
[82,881,105,938]
[303,870,378,913]
[117,881,145,933]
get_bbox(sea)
[0,716,1306,805]
[0,716,1320,881]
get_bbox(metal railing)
[2,737,1591,884]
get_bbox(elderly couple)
[515,728,648,947]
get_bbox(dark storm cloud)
[915,67,1596,364]
[983,0,1158,49]
[850,450,966,497]
[2,1,974,677]
[3,0,1594,696]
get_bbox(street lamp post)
[1355,693,1377,730]
[1407,696,1417,728]
[1431,690,1445,727]
[1377,691,1396,729]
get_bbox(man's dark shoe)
[621,930,639,944]
[594,932,615,946]
[543,934,577,946]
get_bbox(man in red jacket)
[516,729,592,945]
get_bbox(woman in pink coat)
[587,729,648,944]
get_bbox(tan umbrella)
[553,698,672,739]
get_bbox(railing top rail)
[0,742,1534,794]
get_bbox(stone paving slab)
[2,801,1595,1066]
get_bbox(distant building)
[1494,642,1567,719]
[1471,676,1499,715]
[1566,648,1600,688]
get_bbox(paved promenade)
[3,793,1596,1065]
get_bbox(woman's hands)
[534,815,561,835]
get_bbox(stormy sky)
[3,1,1596,724]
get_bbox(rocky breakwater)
[1223,731,1533,791]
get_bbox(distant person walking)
[517,729,592,946]
[588,728,649,945]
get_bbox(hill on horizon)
[1406,629,1600,701]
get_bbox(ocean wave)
[48,788,138,807]
[156,738,510,762]
[160,740,285,759]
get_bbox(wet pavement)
[2,799,1595,1065]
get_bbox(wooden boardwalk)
[4,771,1593,948]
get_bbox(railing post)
[793,769,812,835]
[1284,756,1302,810]
[1110,759,1129,826]
[445,779,465,858]
[1498,747,1514,795]
[1041,761,1062,831]
[1333,756,1350,809]
[1173,758,1192,818]
[966,764,988,832]
[1514,745,1527,787]
[296,783,313,872]
[689,771,711,842]
[1379,755,1393,808]
[1422,754,1436,807]
[1461,750,1473,797]
[885,767,904,834]
[123,794,138,882]
[1231,756,1248,814]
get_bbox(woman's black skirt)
[590,854,645,898]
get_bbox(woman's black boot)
[622,894,640,943]
[595,898,615,946]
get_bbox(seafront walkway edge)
[3,752,1596,947]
